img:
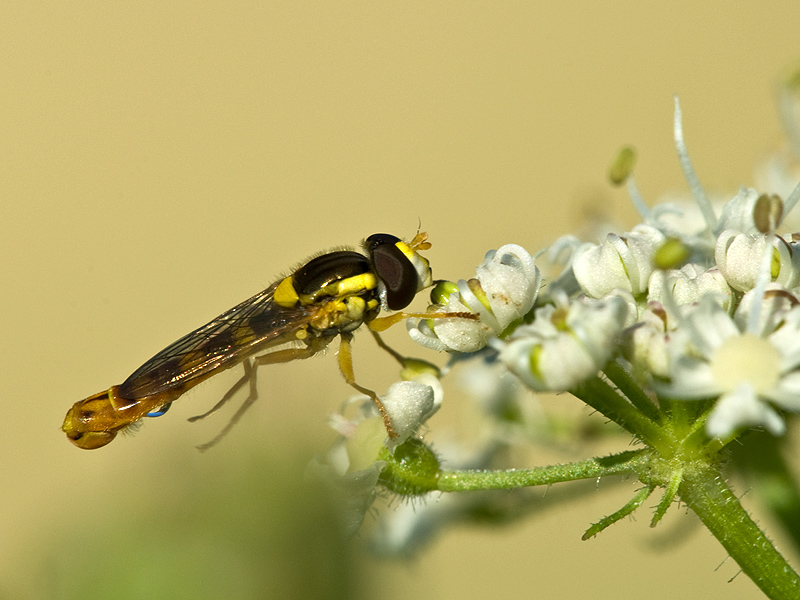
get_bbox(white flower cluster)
[404,94,800,441]
[314,74,800,556]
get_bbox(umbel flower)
[657,293,800,438]
[314,68,800,600]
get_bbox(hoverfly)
[63,232,471,450]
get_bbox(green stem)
[679,463,800,599]
[437,449,647,492]
[650,467,682,527]
[583,485,654,540]
[603,360,661,422]
[571,376,665,445]
[730,430,800,557]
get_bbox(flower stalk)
[436,449,648,492]
[679,464,800,599]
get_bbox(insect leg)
[188,359,254,423]
[194,345,320,452]
[368,310,478,332]
[337,332,398,438]
[367,328,406,366]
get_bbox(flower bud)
[497,295,629,391]
[573,225,666,298]
[409,244,540,353]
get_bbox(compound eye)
[367,234,418,310]
[365,233,400,250]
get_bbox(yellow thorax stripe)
[273,272,378,308]
[332,272,378,298]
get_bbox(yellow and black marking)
[62,232,472,450]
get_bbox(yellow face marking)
[395,241,414,260]
[395,240,432,290]
[274,276,299,307]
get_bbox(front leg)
[336,332,398,438]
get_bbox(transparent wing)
[118,282,319,399]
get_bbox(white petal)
[715,187,759,233]
[572,240,630,298]
[706,383,786,438]
[476,244,540,330]
[682,298,739,356]
[535,336,598,390]
[764,372,800,411]
[734,283,797,336]
[616,225,665,294]
[568,296,629,366]
[431,310,494,353]
[382,381,438,446]
[657,357,720,399]
[406,318,450,352]
[715,230,767,293]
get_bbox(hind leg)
[192,345,321,451]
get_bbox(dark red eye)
[365,234,418,310]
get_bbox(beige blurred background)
[2,2,799,598]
